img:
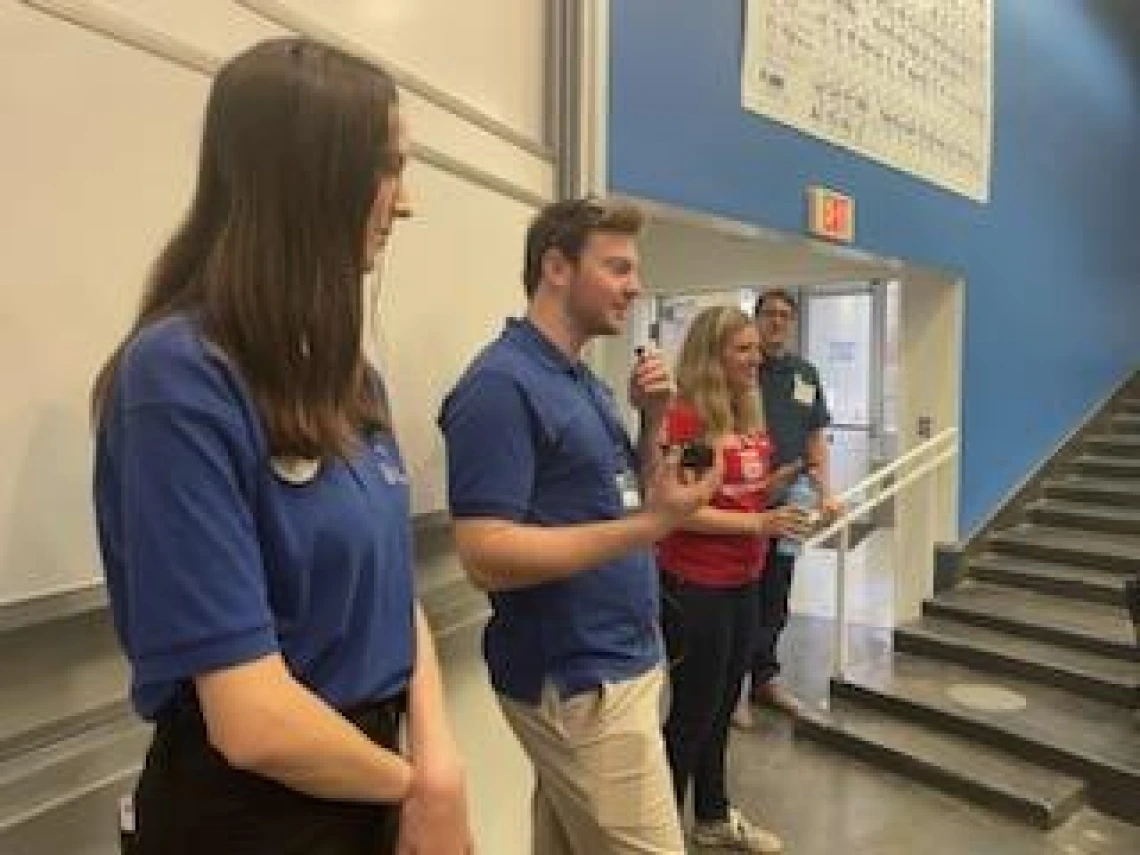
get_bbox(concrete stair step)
[831,653,1140,822]
[1116,397,1140,415]
[1071,454,1140,478]
[968,552,1127,605]
[1043,475,1140,508]
[796,698,1087,829]
[895,616,1139,706]
[1109,412,1140,432]
[1084,434,1140,457]
[1025,497,1140,535]
[924,580,1136,660]
[987,524,1140,576]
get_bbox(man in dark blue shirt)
[440,198,718,854]
[746,288,841,718]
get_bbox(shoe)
[749,683,804,717]
[692,807,784,853]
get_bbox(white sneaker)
[692,807,783,853]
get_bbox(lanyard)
[575,369,638,472]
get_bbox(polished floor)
[438,614,1140,854]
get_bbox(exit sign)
[806,186,854,243]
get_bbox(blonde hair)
[675,305,763,439]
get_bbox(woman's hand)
[754,506,813,539]
[396,753,474,854]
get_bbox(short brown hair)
[755,288,798,316]
[523,197,643,297]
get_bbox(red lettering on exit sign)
[806,186,854,243]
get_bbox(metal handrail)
[827,427,957,510]
[806,436,957,548]
[799,429,960,681]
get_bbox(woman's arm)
[195,655,412,803]
[397,605,473,852]
[674,505,810,538]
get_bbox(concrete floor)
[438,616,1140,854]
[725,711,1140,855]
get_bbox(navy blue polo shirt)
[439,318,661,704]
[94,314,415,719]
[761,352,832,469]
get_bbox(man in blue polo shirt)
[746,288,842,718]
[440,198,718,854]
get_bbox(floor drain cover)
[945,683,1027,713]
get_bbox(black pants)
[125,693,404,855]
[749,546,797,690]
[662,575,760,823]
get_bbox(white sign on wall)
[741,0,993,202]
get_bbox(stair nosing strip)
[924,598,1135,652]
[798,712,1078,820]
[969,561,1124,590]
[896,625,1138,689]
[832,676,1140,779]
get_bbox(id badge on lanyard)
[578,374,641,514]
[616,467,642,511]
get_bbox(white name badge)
[793,375,817,406]
[271,456,321,485]
[616,471,642,511]
[378,460,409,486]
[119,794,136,833]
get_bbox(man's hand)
[643,447,721,529]
[807,464,844,522]
[628,348,674,425]
[760,460,803,496]
[819,493,844,522]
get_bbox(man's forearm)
[454,512,671,592]
[637,412,665,487]
[806,430,833,496]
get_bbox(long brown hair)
[675,305,763,440]
[91,38,400,458]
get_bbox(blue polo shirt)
[94,314,415,720]
[439,319,661,703]
[761,352,832,470]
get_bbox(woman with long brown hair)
[658,305,806,853]
[92,39,471,854]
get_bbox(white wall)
[894,266,963,621]
[0,0,553,601]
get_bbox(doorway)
[801,281,901,495]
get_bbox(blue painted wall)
[609,0,1140,533]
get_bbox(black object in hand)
[680,441,714,472]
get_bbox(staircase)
[796,379,1140,830]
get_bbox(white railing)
[801,427,959,680]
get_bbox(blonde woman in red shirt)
[658,306,805,854]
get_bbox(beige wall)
[0,0,553,603]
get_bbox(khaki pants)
[498,667,685,855]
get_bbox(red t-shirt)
[656,404,774,587]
